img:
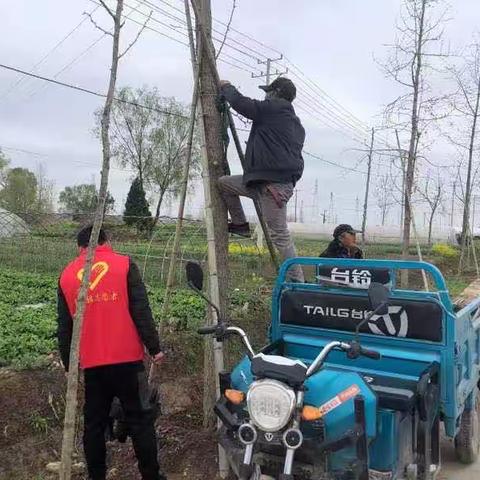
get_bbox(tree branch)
[98,0,116,19]
[119,10,152,59]
[215,0,236,60]
[84,11,113,36]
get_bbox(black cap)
[259,77,296,102]
[333,224,361,239]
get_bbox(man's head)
[77,225,108,248]
[333,224,361,248]
[259,77,297,102]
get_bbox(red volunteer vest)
[60,245,144,369]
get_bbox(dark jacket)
[320,239,364,259]
[57,256,160,371]
[221,84,305,186]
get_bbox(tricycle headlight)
[246,379,296,432]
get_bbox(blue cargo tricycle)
[186,257,480,480]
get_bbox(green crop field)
[0,222,474,371]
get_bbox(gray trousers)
[218,175,304,282]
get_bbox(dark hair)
[77,225,108,248]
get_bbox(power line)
[296,98,367,145]
[296,100,367,145]
[24,1,151,100]
[284,62,392,148]
[24,34,107,100]
[140,0,267,63]
[0,62,190,118]
[92,0,374,142]
[303,150,369,176]
[0,5,100,101]
[88,0,382,148]
[286,61,370,133]
[161,0,283,57]
[290,70,371,136]
[150,1,376,140]
[109,0,261,73]
[131,6,373,142]
[164,0,379,143]
[1,144,136,174]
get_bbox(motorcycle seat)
[251,353,308,387]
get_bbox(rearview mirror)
[186,261,204,291]
[368,282,389,315]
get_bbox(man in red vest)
[57,226,167,480]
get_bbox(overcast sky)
[1,0,479,229]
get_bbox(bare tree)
[145,97,200,227]
[375,173,392,226]
[34,163,54,214]
[382,0,449,272]
[418,173,443,245]
[59,2,149,478]
[447,41,480,271]
[107,86,161,187]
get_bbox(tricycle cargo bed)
[272,258,480,437]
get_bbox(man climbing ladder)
[218,77,306,282]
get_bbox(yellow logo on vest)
[77,261,109,291]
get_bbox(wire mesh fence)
[1,209,474,292]
[0,210,273,287]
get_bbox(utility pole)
[252,54,288,85]
[361,128,375,245]
[328,192,334,223]
[322,210,327,224]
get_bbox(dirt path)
[439,437,480,479]
[164,439,480,480]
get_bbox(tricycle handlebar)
[347,340,381,361]
[306,340,381,378]
[197,325,218,335]
[196,324,255,359]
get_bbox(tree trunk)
[428,211,434,246]
[193,0,229,430]
[459,78,480,272]
[59,2,123,479]
[402,0,427,285]
[152,188,166,229]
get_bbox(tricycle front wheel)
[455,392,480,464]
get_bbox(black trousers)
[83,362,161,480]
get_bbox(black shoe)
[228,222,251,238]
